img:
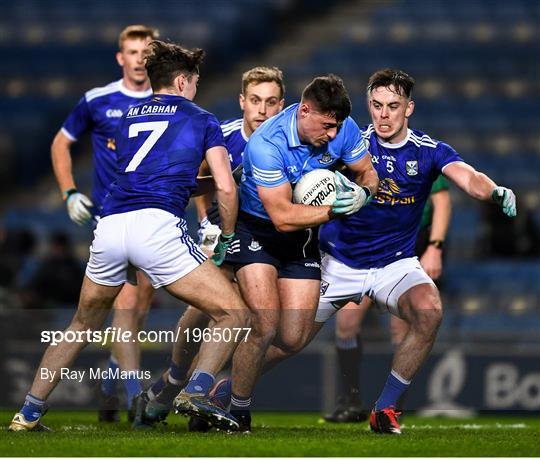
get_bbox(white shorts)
[315,254,434,322]
[86,208,207,289]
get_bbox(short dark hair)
[367,69,415,99]
[301,74,351,122]
[145,40,205,91]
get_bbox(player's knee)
[279,337,306,355]
[409,294,442,338]
[336,321,358,340]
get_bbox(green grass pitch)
[1,411,539,457]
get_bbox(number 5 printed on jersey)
[125,121,169,172]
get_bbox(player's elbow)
[273,219,296,233]
[215,179,236,197]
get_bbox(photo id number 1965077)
[183,327,251,343]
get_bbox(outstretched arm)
[443,162,516,217]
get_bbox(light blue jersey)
[62,79,152,214]
[320,125,463,269]
[240,104,368,220]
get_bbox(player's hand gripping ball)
[293,169,337,206]
[331,171,371,216]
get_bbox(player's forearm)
[356,168,379,197]
[193,192,214,221]
[466,170,498,201]
[51,132,76,195]
[215,186,238,235]
[429,191,451,241]
[271,203,334,232]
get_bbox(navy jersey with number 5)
[101,94,225,219]
[320,125,463,269]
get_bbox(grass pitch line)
[404,423,527,430]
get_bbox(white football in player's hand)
[293,169,337,206]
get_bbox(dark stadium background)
[0,0,538,415]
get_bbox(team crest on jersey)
[318,152,333,165]
[320,281,330,296]
[248,239,262,252]
[406,161,418,176]
[377,178,401,196]
[107,138,116,151]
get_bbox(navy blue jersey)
[240,104,368,220]
[101,94,225,219]
[62,79,152,213]
[221,118,248,169]
[320,125,463,269]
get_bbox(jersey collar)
[376,128,411,149]
[240,120,249,142]
[118,79,153,98]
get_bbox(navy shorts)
[224,212,321,280]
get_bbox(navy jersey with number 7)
[101,94,225,219]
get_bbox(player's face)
[297,102,340,147]
[117,38,152,87]
[368,85,414,143]
[239,81,284,137]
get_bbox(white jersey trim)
[85,79,152,103]
[61,127,77,142]
[441,160,463,173]
[252,165,284,182]
[221,118,243,136]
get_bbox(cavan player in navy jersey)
[131,67,286,431]
[260,69,516,435]
[222,75,379,432]
[50,25,158,421]
[10,40,249,433]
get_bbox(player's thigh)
[276,277,320,347]
[336,297,371,338]
[165,259,246,321]
[136,270,154,310]
[73,275,122,329]
[235,263,281,332]
[397,282,442,327]
[371,257,436,318]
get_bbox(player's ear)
[175,73,186,95]
[278,98,285,111]
[239,93,245,111]
[299,102,310,118]
[116,51,124,68]
[405,100,415,118]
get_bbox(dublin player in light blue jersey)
[50,25,158,421]
[10,40,249,433]
[260,69,517,435]
[222,75,379,431]
[196,66,286,250]
[132,67,286,431]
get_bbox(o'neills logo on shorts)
[304,261,320,268]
